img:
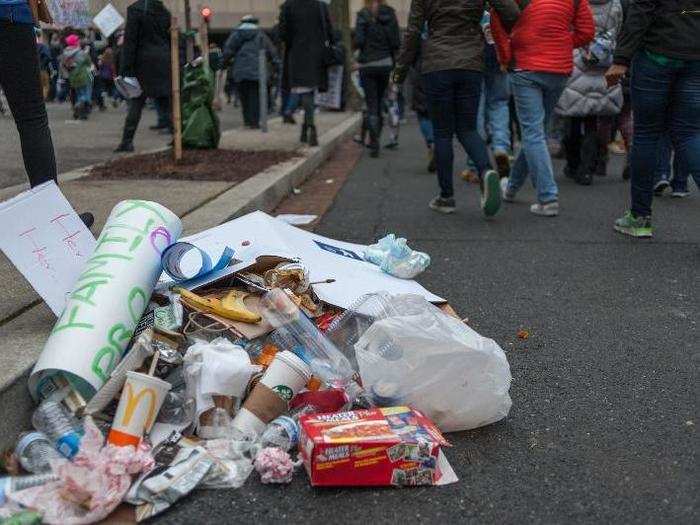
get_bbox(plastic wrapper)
[183,338,261,434]
[200,439,255,489]
[156,368,196,427]
[353,294,512,432]
[9,417,154,525]
[364,234,430,279]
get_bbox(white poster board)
[48,0,90,28]
[173,211,444,308]
[93,3,125,39]
[315,65,343,110]
[30,200,182,400]
[0,182,96,316]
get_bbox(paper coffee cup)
[231,407,268,438]
[108,371,171,447]
[260,351,311,403]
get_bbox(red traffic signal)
[200,6,212,21]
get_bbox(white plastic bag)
[354,295,512,432]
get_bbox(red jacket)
[491,0,595,75]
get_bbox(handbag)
[319,1,344,67]
[583,1,617,69]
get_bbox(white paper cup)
[231,407,268,438]
[108,371,171,447]
[260,351,311,402]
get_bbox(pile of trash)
[0,201,512,524]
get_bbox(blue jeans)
[508,71,568,204]
[418,115,434,146]
[630,52,700,216]
[74,83,92,106]
[424,69,490,199]
[485,69,511,153]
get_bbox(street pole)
[259,49,268,133]
[184,0,193,61]
[199,13,210,70]
[170,18,183,161]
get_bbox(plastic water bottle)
[14,432,61,473]
[0,473,59,506]
[31,400,84,459]
[260,416,299,452]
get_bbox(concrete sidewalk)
[0,111,361,447]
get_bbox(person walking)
[114,0,172,153]
[60,34,93,120]
[279,0,334,147]
[394,0,521,217]
[606,1,700,238]
[222,15,278,129]
[556,0,623,186]
[354,0,400,158]
[0,0,93,226]
[492,0,595,217]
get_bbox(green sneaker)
[481,170,502,217]
[614,211,653,238]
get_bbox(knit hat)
[65,34,80,48]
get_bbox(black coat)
[120,0,171,98]
[279,0,332,92]
[354,5,400,64]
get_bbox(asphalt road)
[0,100,242,189]
[161,120,698,524]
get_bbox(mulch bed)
[87,149,300,182]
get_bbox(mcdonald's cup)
[108,371,172,447]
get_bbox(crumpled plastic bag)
[9,417,154,525]
[183,337,261,433]
[354,294,512,432]
[364,234,430,279]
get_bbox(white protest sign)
[93,3,124,39]
[0,182,96,316]
[30,200,182,401]
[178,211,444,309]
[315,65,343,110]
[48,0,90,28]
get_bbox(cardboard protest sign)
[30,200,182,401]
[48,0,90,28]
[0,182,96,316]
[93,3,124,38]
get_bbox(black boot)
[114,142,134,153]
[575,132,598,185]
[300,124,308,144]
[308,125,318,147]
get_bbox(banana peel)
[174,288,262,324]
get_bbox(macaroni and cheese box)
[299,406,453,487]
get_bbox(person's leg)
[300,92,317,146]
[156,96,172,131]
[653,134,672,192]
[628,53,674,218]
[425,70,457,201]
[485,71,511,154]
[118,92,146,148]
[417,114,434,147]
[239,81,252,126]
[453,70,490,175]
[0,22,57,186]
[360,68,382,156]
[563,117,582,177]
[577,116,599,184]
[375,69,391,147]
[510,72,563,205]
[250,81,260,128]
[668,58,700,193]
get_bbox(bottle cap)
[306,376,322,392]
[255,344,278,368]
[15,432,50,457]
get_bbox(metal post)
[259,49,268,133]
[170,18,183,161]
[184,0,193,61]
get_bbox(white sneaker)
[501,177,516,202]
[530,201,559,217]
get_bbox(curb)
[0,112,361,449]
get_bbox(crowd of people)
[0,0,698,240]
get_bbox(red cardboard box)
[299,406,451,487]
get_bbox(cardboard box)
[299,406,452,487]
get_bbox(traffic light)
[200,6,212,23]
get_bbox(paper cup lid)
[125,371,172,392]
[276,351,312,382]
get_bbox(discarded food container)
[198,395,235,439]
[14,432,60,474]
[31,399,84,459]
[299,406,450,487]
[233,351,311,438]
[108,371,171,447]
